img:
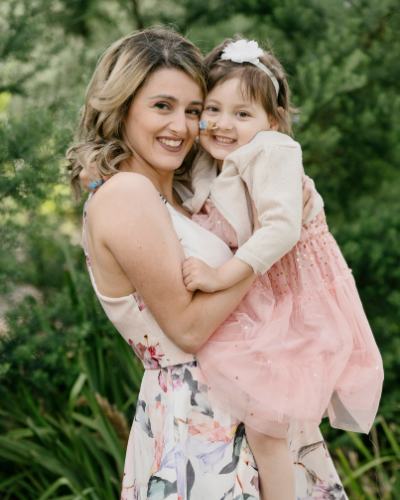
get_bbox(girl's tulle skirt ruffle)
[196,210,384,439]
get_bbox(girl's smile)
[212,135,237,147]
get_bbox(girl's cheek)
[199,133,208,150]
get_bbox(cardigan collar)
[182,148,218,214]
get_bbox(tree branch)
[132,0,144,30]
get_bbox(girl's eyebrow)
[149,94,203,106]
[205,98,254,109]
[235,102,255,109]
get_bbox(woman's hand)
[250,198,262,232]
[79,163,108,192]
[250,176,314,230]
[302,176,314,223]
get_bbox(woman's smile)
[157,136,185,152]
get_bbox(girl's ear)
[269,115,279,131]
[269,107,284,131]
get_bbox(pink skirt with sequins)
[193,204,384,439]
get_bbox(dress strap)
[82,193,99,291]
[158,192,167,204]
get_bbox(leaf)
[219,460,237,475]
[341,455,397,486]
[37,478,74,500]
[305,468,318,496]
[297,440,324,461]
[187,459,195,499]
[68,373,88,414]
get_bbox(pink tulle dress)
[192,199,384,439]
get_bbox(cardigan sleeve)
[233,132,303,275]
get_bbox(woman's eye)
[155,102,170,110]
[186,108,201,115]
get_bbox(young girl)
[181,39,384,500]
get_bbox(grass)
[323,418,400,499]
[0,326,144,500]
[0,248,398,499]
[1,373,399,500]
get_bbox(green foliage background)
[0,0,399,498]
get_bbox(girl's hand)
[182,257,222,292]
[79,163,108,192]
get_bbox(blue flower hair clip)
[199,121,217,134]
[89,179,104,191]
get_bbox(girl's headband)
[220,40,279,97]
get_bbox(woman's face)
[124,68,203,174]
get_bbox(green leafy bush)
[1,0,400,498]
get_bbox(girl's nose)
[216,113,233,131]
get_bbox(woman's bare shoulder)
[102,172,157,197]
[88,172,162,216]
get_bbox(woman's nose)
[170,110,188,136]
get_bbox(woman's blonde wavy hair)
[65,28,207,199]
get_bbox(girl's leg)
[245,424,295,500]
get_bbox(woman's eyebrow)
[149,94,203,106]
[150,94,178,102]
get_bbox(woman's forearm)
[168,273,256,354]
[100,175,256,354]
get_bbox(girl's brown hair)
[65,28,207,199]
[204,38,295,134]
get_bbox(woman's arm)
[87,173,256,354]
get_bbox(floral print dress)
[83,191,348,500]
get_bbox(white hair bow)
[221,40,279,97]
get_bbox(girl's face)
[124,68,203,174]
[199,77,278,164]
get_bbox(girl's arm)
[87,173,256,354]
[183,256,253,292]
[232,132,303,275]
[183,197,260,292]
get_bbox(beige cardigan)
[183,131,324,275]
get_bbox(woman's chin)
[152,158,187,173]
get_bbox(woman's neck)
[217,159,223,174]
[119,154,181,210]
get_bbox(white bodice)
[83,183,233,369]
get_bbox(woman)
[67,29,347,500]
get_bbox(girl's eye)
[155,102,170,110]
[186,108,201,115]
[206,106,219,113]
[237,111,250,118]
